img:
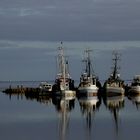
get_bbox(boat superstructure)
[104,52,125,96]
[78,49,100,96]
[39,82,52,92]
[52,43,76,97]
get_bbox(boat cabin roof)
[40,82,52,86]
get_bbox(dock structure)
[3,85,40,95]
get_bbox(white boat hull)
[106,86,125,96]
[78,85,99,96]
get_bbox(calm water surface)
[0,87,140,140]
[0,41,140,140]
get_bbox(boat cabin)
[39,82,52,91]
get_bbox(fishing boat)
[128,75,140,95]
[78,49,100,96]
[104,52,125,96]
[52,43,76,97]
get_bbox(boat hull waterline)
[78,85,99,95]
[106,86,125,96]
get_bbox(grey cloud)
[0,0,140,41]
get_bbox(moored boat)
[52,42,76,97]
[104,52,125,96]
[78,49,101,96]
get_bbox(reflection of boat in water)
[104,52,125,96]
[104,95,124,110]
[79,96,100,110]
[52,43,76,97]
[52,96,75,140]
[128,95,140,104]
[78,95,101,139]
[52,96,75,112]
[34,95,52,105]
[104,95,125,134]
[128,75,140,95]
[128,94,140,109]
[78,49,101,96]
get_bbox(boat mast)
[112,52,120,80]
[65,59,69,79]
[58,42,66,90]
[85,49,92,77]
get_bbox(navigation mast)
[112,51,121,80]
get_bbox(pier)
[3,85,40,95]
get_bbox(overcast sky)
[0,0,140,41]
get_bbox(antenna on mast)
[84,48,93,76]
[112,51,121,79]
